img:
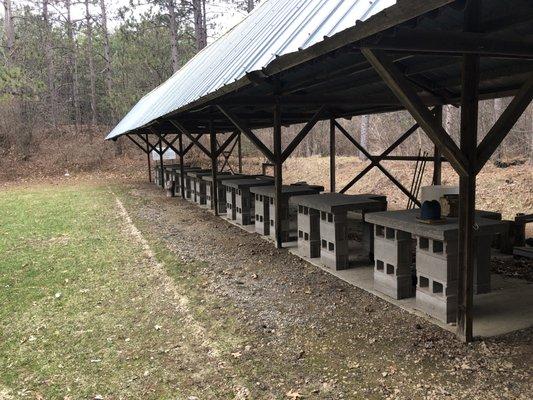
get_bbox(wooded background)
[0,0,531,177]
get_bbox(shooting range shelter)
[107,0,533,341]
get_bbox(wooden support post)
[146,133,152,183]
[178,132,185,199]
[457,0,480,343]
[330,118,336,192]
[158,137,164,187]
[273,100,283,249]
[433,105,443,185]
[209,116,219,216]
[237,131,243,173]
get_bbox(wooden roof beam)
[359,28,533,59]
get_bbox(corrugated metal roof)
[106,0,396,139]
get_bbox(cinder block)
[254,194,270,235]
[235,189,255,225]
[297,206,321,258]
[226,186,237,220]
[372,228,415,299]
[416,235,490,295]
[374,265,414,299]
[416,281,457,323]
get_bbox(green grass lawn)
[0,182,263,399]
[0,184,136,398]
[0,183,198,399]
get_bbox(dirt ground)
[112,177,532,400]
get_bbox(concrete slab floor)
[221,211,533,338]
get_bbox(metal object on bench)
[366,209,503,323]
[223,177,274,225]
[250,184,324,243]
[295,193,387,268]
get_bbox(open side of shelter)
[107,0,533,342]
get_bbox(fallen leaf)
[286,389,304,399]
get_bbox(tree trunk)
[99,0,121,154]
[193,0,207,50]
[85,0,98,127]
[43,0,57,128]
[3,0,15,66]
[492,98,504,164]
[246,0,255,13]
[359,115,369,159]
[66,0,82,129]
[201,0,207,45]
[168,0,180,73]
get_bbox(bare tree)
[3,0,15,66]
[246,0,255,13]
[65,0,81,128]
[85,0,98,126]
[192,0,207,50]
[167,0,180,72]
[492,98,504,164]
[42,0,58,127]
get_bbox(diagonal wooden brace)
[216,131,239,157]
[149,128,181,155]
[362,48,469,176]
[170,120,211,157]
[336,120,421,206]
[136,133,161,154]
[476,74,533,173]
[281,105,328,163]
[217,105,275,162]
[126,134,148,153]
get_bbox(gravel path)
[120,181,533,399]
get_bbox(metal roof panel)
[106,0,396,139]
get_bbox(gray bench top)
[250,184,324,197]
[176,166,202,174]
[186,169,212,178]
[365,209,504,241]
[223,177,274,189]
[202,174,258,182]
[163,164,186,171]
[295,193,387,213]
